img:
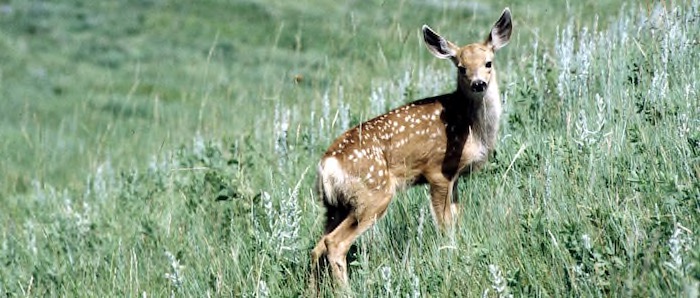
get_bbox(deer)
[310,8,512,287]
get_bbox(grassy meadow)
[1,0,699,296]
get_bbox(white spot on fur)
[353,149,363,158]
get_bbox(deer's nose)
[471,80,487,92]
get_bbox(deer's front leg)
[428,177,459,229]
[450,178,460,222]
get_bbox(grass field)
[1,0,699,296]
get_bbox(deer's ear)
[486,8,512,51]
[423,25,457,60]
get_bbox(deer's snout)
[471,80,487,92]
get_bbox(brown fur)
[310,8,513,288]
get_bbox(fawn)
[311,8,512,286]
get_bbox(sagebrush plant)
[0,0,699,297]
[486,264,512,298]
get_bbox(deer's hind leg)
[310,200,351,291]
[323,190,393,287]
[311,201,350,268]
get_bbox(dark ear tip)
[422,25,437,39]
[502,7,511,18]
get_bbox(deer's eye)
[457,66,466,75]
[485,61,492,68]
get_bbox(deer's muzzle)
[470,80,487,92]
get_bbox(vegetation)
[0,0,698,296]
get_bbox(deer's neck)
[451,73,502,150]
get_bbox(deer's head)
[422,8,512,95]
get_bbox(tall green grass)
[1,0,699,296]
